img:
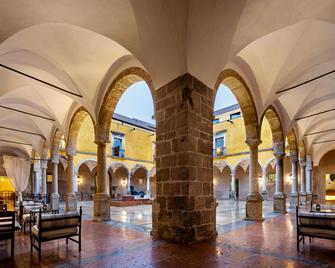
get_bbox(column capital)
[95,139,109,146]
[274,152,285,159]
[245,138,262,148]
[299,159,306,167]
[40,159,48,169]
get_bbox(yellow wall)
[0,177,15,192]
[213,108,274,168]
[74,115,155,170]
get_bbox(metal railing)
[213,147,226,157]
[112,147,125,158]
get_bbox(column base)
[151,198,217,243]
[261,191,268,201]
[66,193,77,211]
[273,193,287,213]
[93,193,111,222]
[230,191,236,200]
[300,192,307,206]
[245,193,263,221]
[51,193,60,210]
[289,193,299,208]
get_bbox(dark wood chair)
[0,210,15,258]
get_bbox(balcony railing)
[112,147,125,158]
[213,147,226,157]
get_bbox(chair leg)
[11,238,14,259]
[303,236,305,244]
[297,234,299,251]
[66,237,68,245]
[38,241,41,262]
[309,237,311,243]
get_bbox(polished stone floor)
[1,200,335,267]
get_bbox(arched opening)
[109,165,129,197]
[261,106,286,212]
[213,69,262,223]
[131,166,147,195]
[313,150,335,201]
[77,160,97,201]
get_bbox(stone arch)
[287,129,298,157]
[77,160,97,201]
[109,163,129,196]
[131,165,148,193]
[299,140,306,159]
[261,106,285,154]
[97,67,155,142]
[51,129,64,161]
[131,164,148,176]
[67,107,95,155]
[215,69,260,141]
[214,161,233,173]
[148,167,156,178]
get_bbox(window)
[213,131,226,157]
[213,118,219,124]
[230,112,241,120]
[267,172,276,183]
[112,132,125,157]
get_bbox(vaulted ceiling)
[0,0,334,165]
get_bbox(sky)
[114,82,237,125]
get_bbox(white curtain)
[3,156,31,201]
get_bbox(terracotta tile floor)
[0,201,335,267]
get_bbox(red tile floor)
[0,210,335,267]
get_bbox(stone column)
[230,172,236,199]
[31,168,35,196]
[273,152,286,213]
[299,159,307,205]
[306,156,313,202]
[290,154,299,208]
[41,159,48,203]
[66,153,77,211]
[93,141,111,221]
[261,167,267,201]
[146,172,151,198]
[152,74,216,243]
[51,156,60,210]
[127,172,131,193]
[33,168,41,195]
[245,139,263,221]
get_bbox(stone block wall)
[152,73,216,243]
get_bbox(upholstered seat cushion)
[298,211,335,228]
[300,227,335,238]
[32,225,78,239]
[312,204,335,211]
[23,205,43,214]
[37,212,79,230]
[22,214,33,223]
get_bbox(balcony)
[213,147,226,157]
[112,147,125,158]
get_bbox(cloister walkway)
[1,201,334,267]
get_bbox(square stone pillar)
[152,73,217,243]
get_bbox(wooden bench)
[30,207,82,261]
[0,211,15,258]
[19,202,44,234]
[296,206,335,251]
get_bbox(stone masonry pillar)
[230,172,236,200]
[299,159,307,205]
[261,167,267,201]
[51,155,60,210]
[66,153,77,211]
[245,139,263,221]
[33,167,41,195]
[273,152,286,213]
[93,141,111,221]
[152,73,216,243]
[290,154,299,208]
[306,156,313,202]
